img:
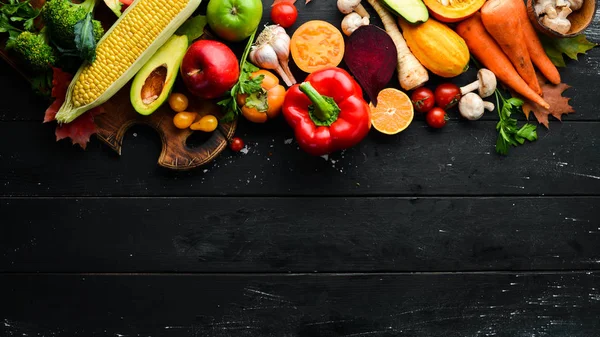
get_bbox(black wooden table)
[1,1,600,336]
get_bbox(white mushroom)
[337,0,370,18]
[566,0,583,11]
[555,0,568,7]
[459,68,497,98]
[542,6,573,34]
[535,0,558,17]
[459,93,495,121]
[341,12,370,36]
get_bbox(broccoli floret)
[11,31,57,72]
[41,0,103,50]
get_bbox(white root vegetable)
[341,12,370,36]
[366,0,429,91]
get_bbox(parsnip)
[366,0,429,90]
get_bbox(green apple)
[206,0,263,42]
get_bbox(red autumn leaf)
[522,73,575,128]
[55,106,105,150]
[43,67,105,149]
[44,67,73,123]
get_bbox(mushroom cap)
[459,92,485,120]
[341,12,369,36]
[477,68,497,98]
[337,0,362,14]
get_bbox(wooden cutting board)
[0,0,237,171]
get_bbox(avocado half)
[130,34,189,116]
[381,0,429,23]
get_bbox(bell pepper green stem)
[299,82,340,123]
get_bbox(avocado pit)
[141,65,168,105]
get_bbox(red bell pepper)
[282,67,371,156]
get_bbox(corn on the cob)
[55,0,202,124]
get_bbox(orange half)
[369,88,414,135]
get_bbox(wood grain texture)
[1,197,599,272]
[94,80,237,170]
[1,121,599,196]
[1,272,599,337]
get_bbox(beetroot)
[343,25,398,105]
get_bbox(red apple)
[180,40,240,99]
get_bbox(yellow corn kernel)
[71,0,191,108]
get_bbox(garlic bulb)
[249,25,296,87]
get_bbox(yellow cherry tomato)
[190,115,218,132]
[173,111,197,129]
[168,93,189,112]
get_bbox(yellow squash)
[398,17,470,78]
[56,0,202,123]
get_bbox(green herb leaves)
[218,29,264,123]
[176,15,207,43]
[0,0,40,41]
[495,90,538,155]
[541,34,597,67]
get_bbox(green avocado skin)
[130,35,189,116]
[381,0,430,23]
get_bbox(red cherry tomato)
[426,107,448,129]
[271,2,298,28]
[230,137,245,152]
[410,87,435,113]
[434,83,461,110]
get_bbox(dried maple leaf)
[521,73,574,128]
[43,67,105,149]
[55,106,105,150]
[44,67,73,123]
[540,34,597,67]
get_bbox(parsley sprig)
[0,0,40,43]
[218,28,265,123]
[495,89,538,155]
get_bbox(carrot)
[456,13,550,109]
[481,0,542,95]
[366,0,429,91]
[513,0,561,84]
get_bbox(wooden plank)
[1,197,599,272]
[1,272,599,336]
[1,121,599,196]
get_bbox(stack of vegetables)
[0,0,596,160]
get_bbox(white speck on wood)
[502,185,525,189]
[568,172,600,180]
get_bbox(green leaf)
[494,89,538,155]
[218,29,259,122]
[541,34,597,67]
[74,13,97,63]
[175,15,207,43]
[103,0,123,17]
[543,42,567,67]
[516,123,538,142]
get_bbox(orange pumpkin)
[398,17,470,78]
